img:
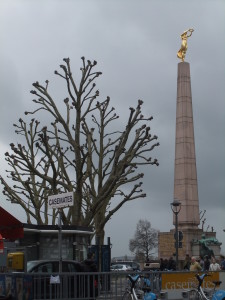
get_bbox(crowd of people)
[159,256,177,271]
[159,254,225,271]
[185,254,224,272]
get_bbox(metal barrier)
[0,271,162,300]
[2,271,224,300]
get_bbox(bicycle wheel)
[189,289,203,300]
[123,291,133,300]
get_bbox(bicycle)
[189,273,225,300]
[123,274,157,300]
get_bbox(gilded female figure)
[177,28,194,61]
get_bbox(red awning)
[0,206,24,239]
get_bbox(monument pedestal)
[159,230,221,263]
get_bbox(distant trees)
[129,219,158,261]
[0,57,159,244]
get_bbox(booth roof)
[0,206,93,240]
[0,206,23,239]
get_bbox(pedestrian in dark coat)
[203,255,210,271]
[183,254,191,270]
[168,256,176,271]
[82,252,98,299]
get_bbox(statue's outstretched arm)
[177,28,194,61]
[186,28,194,37]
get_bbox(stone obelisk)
[158,59,201,258]
[174,29,201,255]
[158,29,221,260]
[174,61,200,230]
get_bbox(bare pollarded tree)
[0,57,159,244]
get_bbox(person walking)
[209,257,221,271]
[190,256,202,272]
[82,252,98,299]
[82,252,98,272]
[220,255,225,270]
[199,256,204,270]
[183,254,191,270]
[203,255,210,271]
[168,256,176,271]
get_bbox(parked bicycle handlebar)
[195,273,211,288]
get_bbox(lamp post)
[170,199,181,270]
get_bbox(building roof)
[0,206,93,240]
[0,206,23,239]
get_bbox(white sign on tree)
[48,192,74,209]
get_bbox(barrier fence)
[0,271,224,300]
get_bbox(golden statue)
[177,29,194,61]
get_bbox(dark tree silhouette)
[129,219,158,261]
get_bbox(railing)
[0,271,223,300]
[0,271,162,300]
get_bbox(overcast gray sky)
[0,0,224,258]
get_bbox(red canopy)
[0,234,3,253]
[0,206,24,239]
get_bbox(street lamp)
[170,199,181,270]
